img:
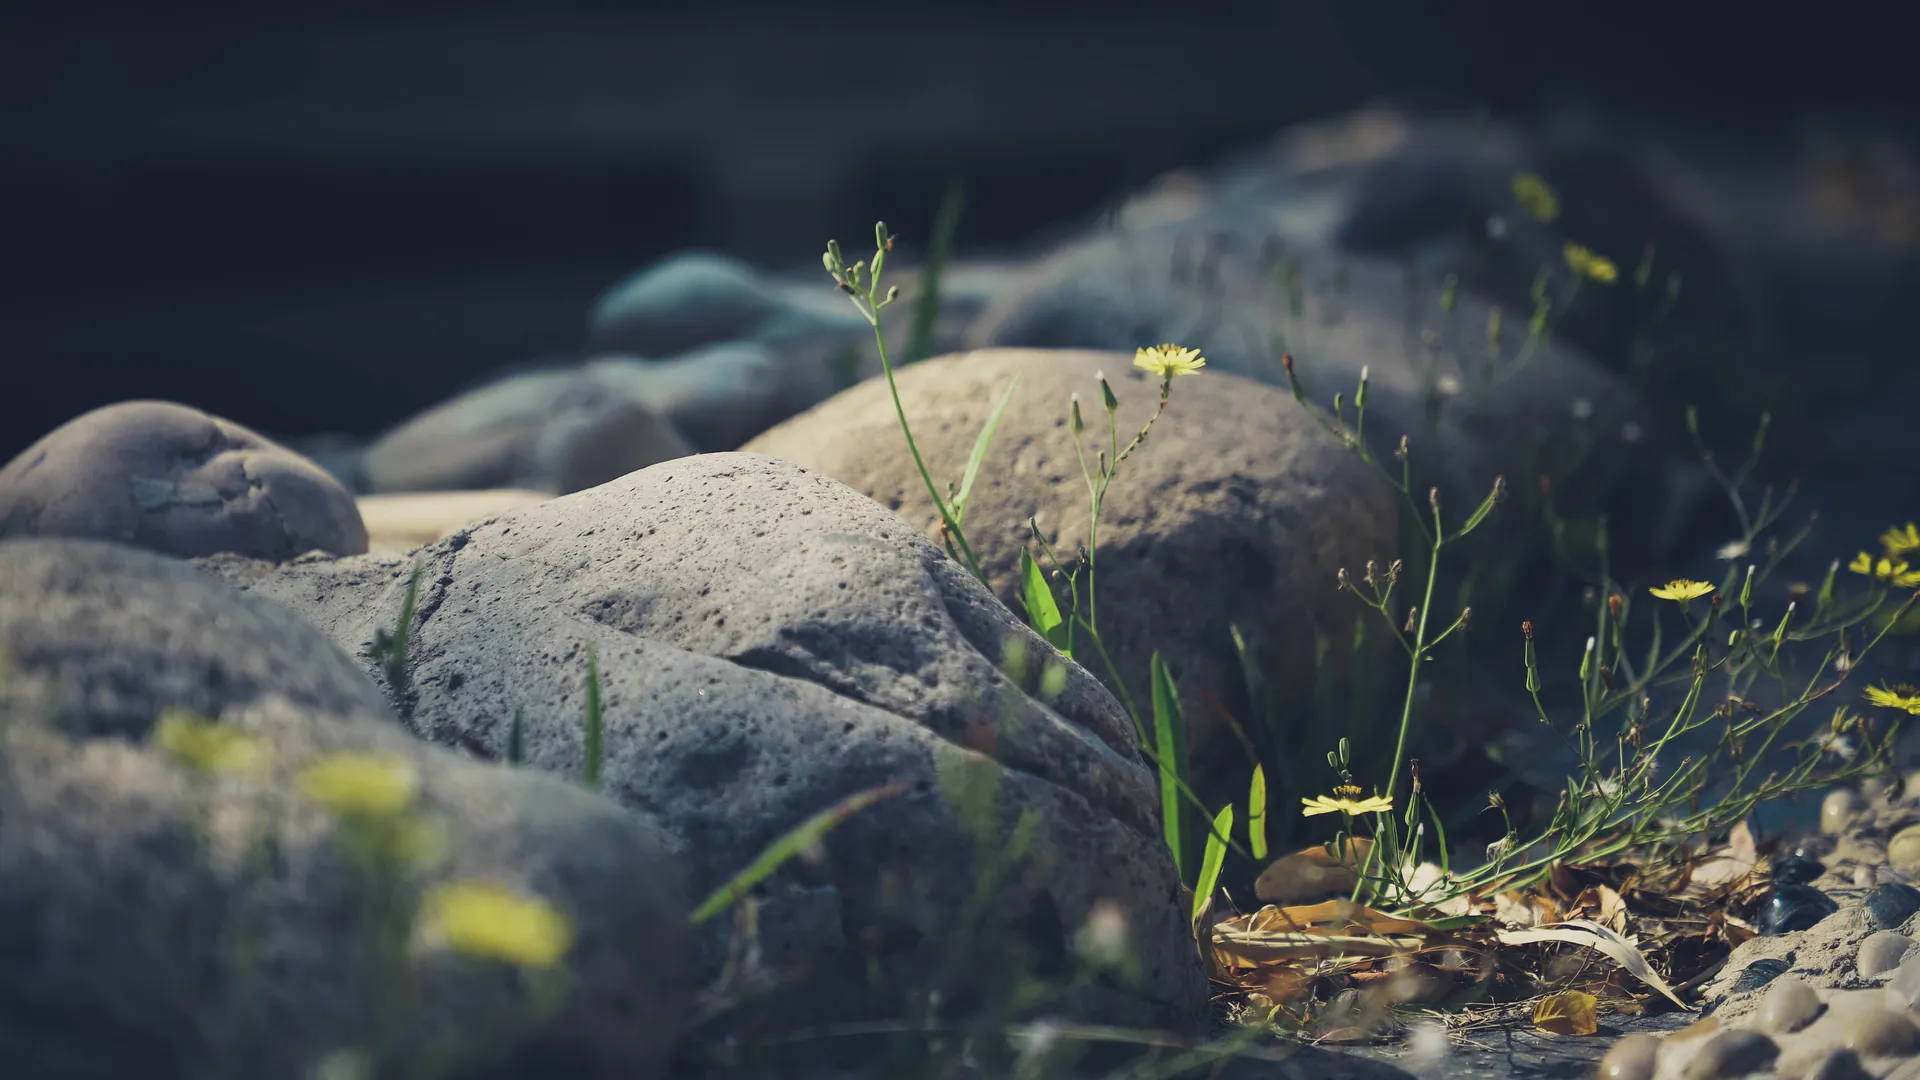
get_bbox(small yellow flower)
[1649,579,1714,602]
[1866,684,1920,716]
[1883,523,1920,556]
[1133,344,1206,380]
[418,880,574,968]
[1563,243,1619,285]
[297,753,419,818]
[1511,173,1561,223]
[1849,551,1920,588]
[151,709,269,776]
[1302,785,1394,817]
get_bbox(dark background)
[4,0,1915,457]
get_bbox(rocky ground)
[3,106,1919,1078]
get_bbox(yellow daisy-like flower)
[1866,684,1920,716]
[297,752,419,818]
[1133,344,1207,380]
[151,709,269,776]
[1649,579,1714,602]
[418,880,574,968]
[1849,551,1920,588]
[1302,785,1394,817]
[1881,523,1920,556]
[1511,173,1561,223]
[1563,243,1619,285]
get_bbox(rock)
[1858,931,1915,977]
[1892,825,1920,878]
[1805,1048,1876,1080]
[1732,958,1794,993]
[198,453,1210,1037]
[1858,865,1880,889]
[1683,1029,1778,1079]
[743,347,1399,782]
[1759,885,1840,936]
[1887,952,1920,1009]
[614,340,837,452]
[1827,788,1868,834]
[0,401,367,561]
[1842,1008,1917,1056]
[1774,853,1827,885]
[1755,976,1823,1034]
[586,251,867,358]
[1868,882,1920,930]
[360,360,696,494]
[356,489,554,555]
[0,538,693,1080]
[1596,1032,1659,1080]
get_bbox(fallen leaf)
[1532,990,1598,1035]
[1495,890,1561,927]
[1495,919,1691,1010]
[1255,839,1371,904]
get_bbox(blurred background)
[4,0,1916,457]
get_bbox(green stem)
[868,319,984,583]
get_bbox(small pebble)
[1890,825,1920,877]
[1869,882,1920,930]
[1597,1033,1659,1080]
[1755,975,1823,1033]
[1826,788,1867,834]
[1805,1048,1875,1080]
[1684,1029,1778,1079]
[1859,931,1916,977]
[1758,885,1840,936]
[1844,1008,1918,1056]
[1732,958,1793,993]
[1888,952,1920,1008]
[1772,853,1826,885]
[1857,864,1880,889]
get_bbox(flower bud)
[1070,394,1085,437]
[1099,371,1119,414]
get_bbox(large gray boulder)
[201,453,1210,1037]
[0,538,693,1080]
[0,401,368,560]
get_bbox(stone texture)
[743,347,1398,775]
[0,538,693,1080]
[0,401,367,561]
[199,452,1210,1037]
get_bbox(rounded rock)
[1684,1029,1778,1079]
[1772,853,1826,885]
[1732,957,1793,994]
[1805,1048,1874,1080]
[1843,1008,1918,1057]
[1597,1033,1660,1080]
[1870,882,1920,931]
[0,400,368,560]
[1756,975,1823,1033]
[1825,788,1867,834]
[1758,884,1840,936]
[1888,952,1920,1009]
[1858,864,1881,889]
[1860,931,1917,977]
[1888,825,1920,877]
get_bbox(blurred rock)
[356,489,553,554]
[587,251,868,357]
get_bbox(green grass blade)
[1192,803,1233,934]
[952,375,1018,526]
[1019,547,1070,653]
[1248,764,1268,862]
[583,644,604,791]
[690,781,912,925]
[1151,653,1190,880]
[906,179,965,364]
[507,706,525,767]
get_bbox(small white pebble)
[1825,788,1867,835]
[1860,931,1916,978]
[1756,975,1823,1034]
[1858,865,1881,889]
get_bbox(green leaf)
[507,706,525,767]
[1192,803,1233,934]
[582,644,604,791]
[906,180,965,364]
[953,375,1018,526]
[1248,764,1268,862]
[1151,653,1190,880]
[690,782,912,925]
[1019,548,1070,653]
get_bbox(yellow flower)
[1563,243,1619,285]
[1849,551,1920,588]
[1133,344,1206,380]
[1649,579,1714,602]
[1883,523,1920,556]
[297,753,419,818]
[1302,785,1394,817]
[151,709,269,776]
[1511,173,1561,223]
[1866,684,1920,716]
[419,880,574,968]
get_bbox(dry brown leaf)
[1254,839,1371,904]
[1532,990,1598,1035]
[1495,890,1562,927]
[1690,820,1760,888]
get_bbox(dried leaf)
[1495,890,1561,927]
[1690,820,1760,888]
[1532,990,1598,1035]
[1254,839,1371,904]
[1495,919,1690,1010]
